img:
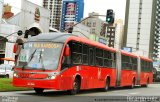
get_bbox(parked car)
[0,64,14,78]
[153,66,160,82]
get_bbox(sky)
[4,0,126,21]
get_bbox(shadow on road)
[19,85,150,97]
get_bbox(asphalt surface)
[0,84,160,102]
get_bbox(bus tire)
[34,88,44,94]
[130,78,135,89]
[69,77,80,95]
[144,78,149,87]
[102,78,110,92]
[5,74,9,78]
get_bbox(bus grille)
[18,73,48,79]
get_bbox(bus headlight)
[48,75,56,79]
[13,72,18,77]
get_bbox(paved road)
[0,84,160,102]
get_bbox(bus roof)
[139,56,153,62]
[28,33,72,43]
[121,50,138,58]
[27,33,116,52]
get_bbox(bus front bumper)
[13,77,60,90]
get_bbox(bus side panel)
[80,65,94,89]
[120,70,127,86]
[140,72,153,85]
[148,72,153,84]
[121,70,137,86]
[100,68,116,87]
[140,72,148,85]
[60,65,92,90]
[90,67,99,88]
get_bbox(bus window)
[132,57,137,71]
[122,55,130,70]
[89,48,94,66]
[95,48,103,67]
[71,42,82,64]
[122,55,126,70]
[104,51,112,68]
[112,53,116,68]
[82,44,89,65]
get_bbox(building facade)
[0,23,20,65]
[114,19,124,49]
[0,0,3,23]
[107,26,116,48]
[105,19,124,49]
[43,0,62,30]
[3,4,14,19]
[60,0,84,32]
[154,0,160,60]
[72,23,91,38]
[80,12,108,45]
[8,0,50,35]
[0,0,50,65]
[124,0,156,59]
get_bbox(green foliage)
[0,78,31,91]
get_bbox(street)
[0,84,160,102]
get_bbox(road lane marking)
[128,92,139,95]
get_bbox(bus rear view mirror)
[13,44,17,53]
[64,46,70,56]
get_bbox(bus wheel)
[5,74,9,78]
[69,78,80,95]
[102,78,110,92]
[130,78,135,89]
[144,79,149,87]
[34,88,44,94]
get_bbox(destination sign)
[24,42,60,49]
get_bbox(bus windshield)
[16,42,63,70]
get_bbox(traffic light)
[17,30,23,36]
[68,27,73,33]
[24,30,29,38]
[106,9,115,24]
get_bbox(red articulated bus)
[116,50,139,88]
[139,56,153,86]
[13,33,153,95]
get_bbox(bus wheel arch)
[130,77,136,89]
[69,75,81,95]
[5,74,9,78]
[34,88,44,94]
[145,77,149,87]
[102,76,110,92]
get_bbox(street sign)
[122,47,132,52]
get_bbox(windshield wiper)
[39,50,45,71]
[22,49,37,70]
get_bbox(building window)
[87,22,91,27]
[92,29,96,34]
[93,22,96,27]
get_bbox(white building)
[0,23,21,65]
[72,23,91,38]
[114,19,124,50]
[7,0,50,34]
[0,0,3,23]
[124,0,155,58]
[81,12,108,45]
[0,0,50,65]
[43,0,62,30]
